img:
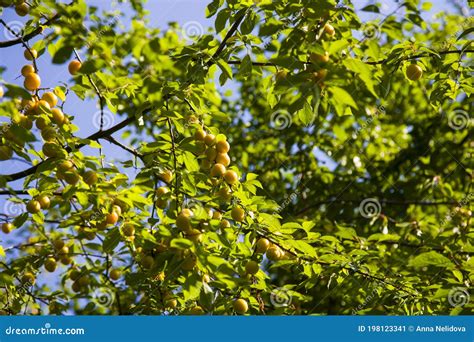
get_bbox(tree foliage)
[0,0,472,315]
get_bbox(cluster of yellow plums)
[161,129,246,243]
[231,237,287,314]
[195,129,246,222]
[0,47,83,161]
[0,51,95,236]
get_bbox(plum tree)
[0,0,471,317]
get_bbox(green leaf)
[328,86,358,109]
[421,2,432,11]
[54,86,67,102]
[206,0,223,17]
[240,11,258,35]
[170,238,194,249]
[216,59,233,80]
[297,101,315,126]
[182,273,202,300]
[4,83,31,100]
[9,124,36,142]
[78,59,106,74]
[342,58,377,97]
[409,251,454,268]
[367,233,400,242]
[52,46,74,64]
[239,54,253,76]
[13,213,28,228]
[457,27,474,41]
[283,240,317,258]
[215,9,229,33]
[103,228,121,252]
[361,4,380,12]
[452,269,463,282]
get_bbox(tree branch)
[103,136,143,159]
[365,49,474,65]
[206,9,248,67]
[0,13,60,48]
[257,230,418,296]
[1,106,152,183]
[225,49,474,68]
